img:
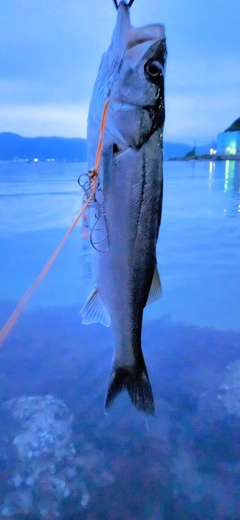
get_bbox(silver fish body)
[81,2,167,415]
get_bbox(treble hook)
[113,0,135,9]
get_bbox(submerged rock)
[0,395,114,519]
[217,360,240,417]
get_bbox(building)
[217,118,240,157]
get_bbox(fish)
[81,0,167,415]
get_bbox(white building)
[217,118,240,157]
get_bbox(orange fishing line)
[0,100,109,344]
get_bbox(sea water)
[0,160,239,519]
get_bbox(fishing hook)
[78,173,109,253]
[113,0,135,9]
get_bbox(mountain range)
[0,132,214,162]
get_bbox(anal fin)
[146,264,162,306]
[80,288,110,327]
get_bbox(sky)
[0,0,239,145]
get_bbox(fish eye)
[145,60,163,78]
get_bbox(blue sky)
[0,0,239,144]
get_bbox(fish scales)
[81,1,167,415]
[104,137,162,341]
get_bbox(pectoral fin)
[146,265,162,306]
[80,288,111,327]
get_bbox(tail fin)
[105,364,155,416]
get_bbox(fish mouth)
[126,24,166,50]
[127,36,159,50]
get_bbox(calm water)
[0,160,240,519]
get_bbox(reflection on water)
[209,159,240,193]
[224,160,240,192]
[208,160,215,189]
[208,160,240,217]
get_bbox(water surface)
[0,160,240,519]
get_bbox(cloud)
[0,0,239,141]
[165,89,240,144]
[0,103,89,138]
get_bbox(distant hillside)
[0,132,213,161]
[164,142,214,160]
[164,142,191,160]
[0,132,87,162]
[224,117,240,132]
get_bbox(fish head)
[109,24,167,149]
[87,6,167,167]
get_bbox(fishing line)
[0,100,109,345]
